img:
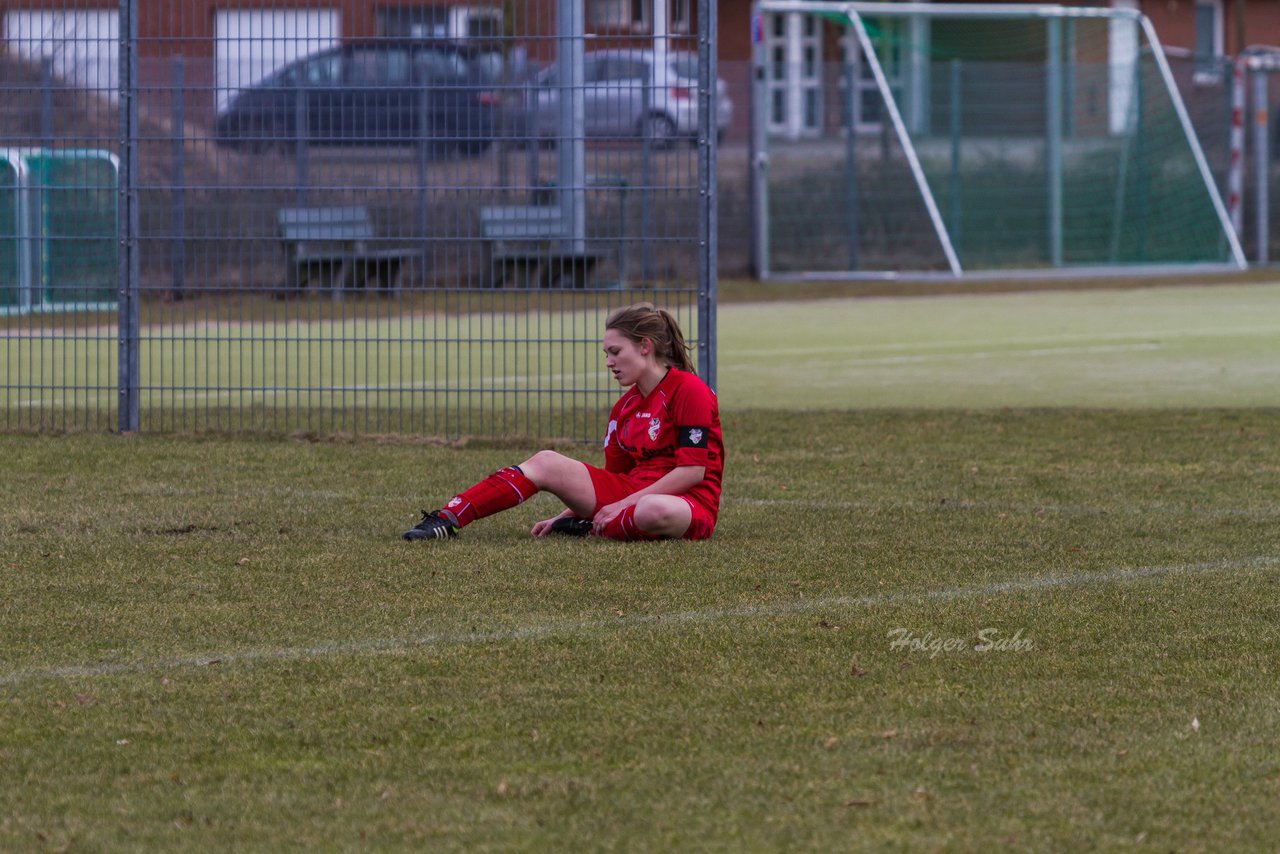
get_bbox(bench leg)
[362,259,402,295]
[516,260,542,290]
[382,260,403,296]
[489,258,509,288]
[542,256,598,289]
[491,258,539,289]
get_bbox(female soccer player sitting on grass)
[403,303,724,542]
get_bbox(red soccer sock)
[440,466,538,528]
[596,505,661,542]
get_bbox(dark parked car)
[214,41,499,155]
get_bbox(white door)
[3,10,119,99]
[215,9,339,114]
[763,12,822,139]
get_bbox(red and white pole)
[1227,56,1246,237]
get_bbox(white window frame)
[763,11,823,139]
[671,0,691,34]
[589,0,648,31]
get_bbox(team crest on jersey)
[688,428,703,446]
[648,417,661,441]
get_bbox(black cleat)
[403,510,459,541]
[549,516,593,537]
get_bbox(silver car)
[518,49,732,147]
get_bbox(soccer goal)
[749,1,1246,278]
[0,148,118,315]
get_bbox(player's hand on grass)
[531,511,573,538]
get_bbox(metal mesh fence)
[1,0,716,438]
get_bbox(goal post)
[750,0,1247,279]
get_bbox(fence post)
[417,85,432,280]
[949,58,962,252]
[295,87,309,207]
[749,5,769,279]
[641,81,654,281]
[170,55,186,300]
[697,0,717,386]
[1046,18,1064,267]
[41,58,55,148]
[556,0,586,255]
[844,53,859,271]
[117,0,141,432]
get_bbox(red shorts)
[585,464,717,541]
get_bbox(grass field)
[3,282,1280,849]
[3,282,1279,431]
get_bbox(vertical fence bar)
[949,58,962,251]
[641,82,655,281]
[1064,17,1076,139]
[556,0,586,255]
[1251,67,1269,264]
[117,0,140,433]
[698,0,717,385]
[844,52,859,271]
[749,4,770,279]
[170,55,186,300]
[295,88,309,207]
[1046,18,1064,267]
[41,58,55,148]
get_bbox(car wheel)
[638,113,677,150]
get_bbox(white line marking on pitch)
[2,554,1276,687]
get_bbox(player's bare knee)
[521,449,570,489]
[634,497,687,535]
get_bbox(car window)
[670,55,698,80]
[603,59,647,82]
[345,49,410,86]
[302,54,342,86]
[583,56,608,84]
[415,49,471,84]
[265,65,299,86]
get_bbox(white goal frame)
[750,0,1247,279]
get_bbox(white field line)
[8,371,604,408]
[724,343,1163,369]
[732,497,1280,518]
[719,323,1280,358]
[3,340,1173,409]
[2,554,1276,687]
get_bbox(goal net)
[750,1,1245,278]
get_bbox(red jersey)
[602,367,724,516]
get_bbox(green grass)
[3,408,1280,850]
[3,282,1279,434]
[720,281,1280,408]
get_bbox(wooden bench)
[277,207,415,298]
[479,205,606,289]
